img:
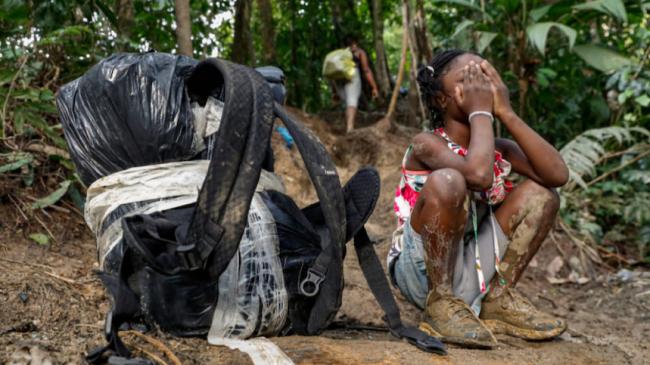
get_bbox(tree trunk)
[404,0,426,124]
[413,0,432,64]
[256,0,276,64]
[115,0,134,49]
[376,0,409,134]
[289,0,302,107]
[173,0,193,56]
[232,0,256,65]
[369,0,391,100]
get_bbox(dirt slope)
[1,109,649,364]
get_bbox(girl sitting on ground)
[389,49,569,348]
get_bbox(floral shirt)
[389,128,513,268]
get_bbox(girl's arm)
[412,63,496,190]
[481,61,569,187]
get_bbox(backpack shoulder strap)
[273,104,346,333]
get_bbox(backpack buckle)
[176,244,201,271]
[299,268,325,297]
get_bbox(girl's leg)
[410,169,467,294]
[480,179,566,339]
[492,179,560,292]
[410,168,497,348]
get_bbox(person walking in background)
[331,35,380,133]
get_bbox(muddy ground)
[1,109,649,364]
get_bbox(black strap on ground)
[86,248,153,365]
[353,228,447,355]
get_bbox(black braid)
[417,49,467,129]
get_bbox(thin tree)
[413,0,432,64]
[375,1,409,134]
[232,0,256,65]
[405,0,426,123]
[174,0,193,56]
[369,0,391,100]
[115,0,134,50]
[256,0,276,64]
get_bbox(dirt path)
[2,109,649,364]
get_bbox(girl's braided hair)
[417,49,467,129]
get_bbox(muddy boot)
[480,287,566,340]
[420,291,498,349]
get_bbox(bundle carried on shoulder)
[56,52,445,364]
[322,48,356,81]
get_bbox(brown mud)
[2,108,649,364]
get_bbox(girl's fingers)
[468,63,476,82]
[481,60,502,82]
[453,85,463,105]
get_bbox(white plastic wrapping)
[84,161,288,338]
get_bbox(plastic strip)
[208,194,288,338]
[207,337,294,365]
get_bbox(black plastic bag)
[57,52,199,185]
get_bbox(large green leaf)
[529,5,552,22]
[476,32,497,53]
[31,180,71,210]
[573,44,631,72]
[526,22,576,56]
[452,19,474,38]
[573,0,627,23]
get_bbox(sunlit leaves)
[526,22,576,56]
[573,0,627,23]
[573,44,631,73]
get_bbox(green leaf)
[537,71,549,88]
[529,5,552,22]
[476,31,497,53]
[538,67,557,78]
[452,19,474,38]
[31,180,71,210]
[0,153,33,173]
[573,0,627,23]
[39,89,54,101]
[526,22,576,56]
[635,94,650,107]
[573,44,631,72]
[29,233,50,245]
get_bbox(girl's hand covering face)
[480,60,512,119]
[453,61,494,116]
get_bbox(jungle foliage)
[0,0,648,263]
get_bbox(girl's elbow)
[547,164,570,187]
[468,170,494,190]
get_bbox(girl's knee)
[522,180,560,213]
[421,168,466,208]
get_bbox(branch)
[385,2,410,121]
[586,149,650,187]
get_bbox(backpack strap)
[353,228,447,355]
[182,59,275,276]
[273,104,346,334]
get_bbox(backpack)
[56,53,445,363]
[322,48,356,81]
